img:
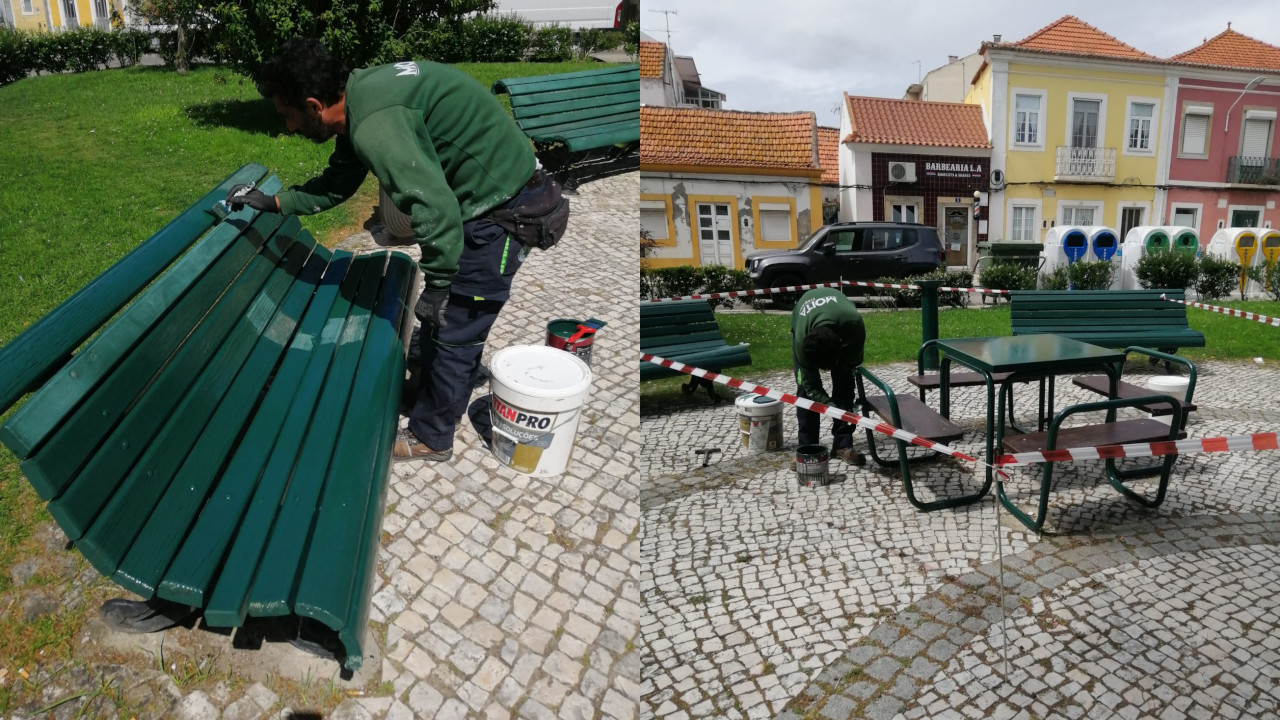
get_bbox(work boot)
[834,447,866,466]
[392,429,452,462]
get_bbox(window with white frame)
[1128,102,1154,151]
[891,203,918,223]
[1010,205,1037,242]
[1172,206,1198,229]
[1070,99,1101,148]
[1014,94,1041,145]
[756,202,793,244]
[640,199,670,241]
[1181,107,1212,156]
[22,0,33,12]
[1120,207,1144,239]
[1062,206,1096,226]
[1240,110,1274,164]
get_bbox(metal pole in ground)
[919,279,943,371]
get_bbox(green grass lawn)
[642,299,1280,402]
[0,59,605,704]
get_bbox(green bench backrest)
[0,164,415,671]
[493,66,640,152]
[1010,289,1203,347]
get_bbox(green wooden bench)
[492,65,639,188]
[640,300,751,402]
[0,164,419,672]
[1010,289,1205,353]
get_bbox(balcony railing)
[1054,146,1116,181]
[1227,156,1280,185]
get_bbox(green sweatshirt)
[275,61,537,289]
[791,287,865,405]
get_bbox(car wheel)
[768,275,804,311]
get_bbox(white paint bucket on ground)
[489,345,592,477]
[735,394,784,452]
[1147,375,1190,426]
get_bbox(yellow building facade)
[7,0,117,32]
[966,17,1169,244]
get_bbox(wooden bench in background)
[1010,289,1205,353]
[493,65,639,189]
[0,164,418,672]
[640,299,751,402]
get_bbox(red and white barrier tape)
[1160,294,1280,327]
[647,280,1011,303]
[644,281,846,303]
[640,352,980,463]
[998,432,1279,467]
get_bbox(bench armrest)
[1121,346,1197,403]
[855,366,899,427]
[1046,396,1184,449]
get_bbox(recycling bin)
[1041,226,1091,276]
[1171,228,1199,258]
[1208,228,1259,298]
[1119,226,1172,290]
[1261,229,1280,293]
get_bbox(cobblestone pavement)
[640,358,1280,720]
[7,173,642,720]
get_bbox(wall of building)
[1164,187,1278,242]
[640,171,822,268]
[9,0,54,30]
[1168,76,1280,184]
[922,52,984,104]
[998,183,1158,242]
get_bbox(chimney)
[993,34,1002,43]
[948,55,958,63]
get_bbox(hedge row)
[0,27,150,85]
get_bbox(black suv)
[745,222,945,308]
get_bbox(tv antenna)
[913,60,922,83]
[647,8,678,46]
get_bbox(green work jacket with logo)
[790,287,865,406]
[275,60,537,290]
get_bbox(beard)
[299,111,332,143]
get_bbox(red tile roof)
[817,126,840,185]
[843,95,990,149]
[641,107,818,171]
[639,41,665,79]
[1169,27,1280,71]
[1001,15,1157,61]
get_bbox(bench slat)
[516,100,640,133]
[22,212,290,502]
[640,346,751,380]
[512,91,638,121]
[864,394,965,443]
[493,66,639,94]
[112,247,331,598]
[641,331,730,349]
[529,118,642,144]
[640,320,721,338]
[641,339,735,357]
[1070,375,1197,415]
[243,256,388,619]
[562,126,644,153]
[1012,313,1190,324]
[295,254,415,644]
[198,252,363,625]
[1002,418,1185,454]
[0,177,287,461]
[73,235,314,574]
[510,84,636,110]
[0,163,269,416]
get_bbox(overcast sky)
[641,0,1280,124]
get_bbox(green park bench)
[1010,289,1205,354]
[0,163,419,672]
[640,299,751,402]
[493,65,639,188]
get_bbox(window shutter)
[759,210,792,243]
[1182,114,1209,155]
[1242,119,1271,159]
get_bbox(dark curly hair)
[256,38,349,109]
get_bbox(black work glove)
[224,184,279,213]
[414,287,450,329]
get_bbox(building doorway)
[942,206,969,266]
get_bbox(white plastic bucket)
[489,345,593,477]
[736,394,783,452]
[1147,375,1189,426]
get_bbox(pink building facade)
[1163,30,1280,245]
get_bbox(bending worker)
[225,38,568,463]
[791,287,867,465]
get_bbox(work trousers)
[794,362,856,451]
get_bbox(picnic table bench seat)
[856,367,984,512]
[0,163,418,671]
[640,299,750,401]
[1009,289,1205,352]
[493,65,639,188]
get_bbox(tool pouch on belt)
[488,172,570,251]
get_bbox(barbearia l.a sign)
[923,162,984,178]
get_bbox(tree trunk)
[176,21,188,74]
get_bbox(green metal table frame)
[933,335,1127,519]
